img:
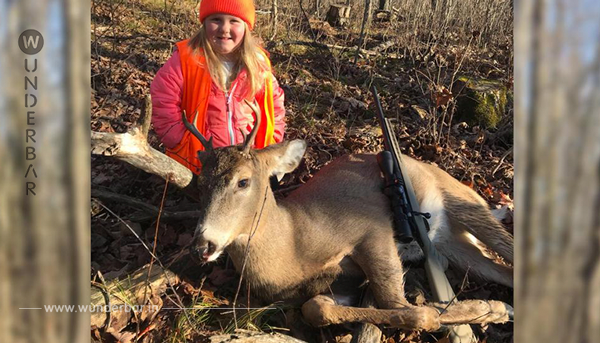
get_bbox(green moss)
[123,20,141,31]
[455,76,507,129]
[320,82,335,93]
[286,44,309,55]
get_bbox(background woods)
[514,1,600,342]
[0,0,90,343]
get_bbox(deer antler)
[182,111,214,151]
[242,99,261,155]
[91,95,194,189]
[181,110,215,164]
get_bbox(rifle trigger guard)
[412,211,431,219]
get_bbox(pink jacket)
[150,50,286,149]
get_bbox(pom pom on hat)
[199,0,256,30]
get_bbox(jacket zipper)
[225,82,238,146]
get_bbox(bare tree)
[378,0,390,11]
[0,0,90,342]
[354,0,373,64]
[271,0,278,40]
[515,0,600,342]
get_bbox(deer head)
[184,100,307,263]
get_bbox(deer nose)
[189,239,216,263]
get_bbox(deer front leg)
[301,295,441,331]
[435,300,513,325]
[351,232,408,309]
[351,286,382,343]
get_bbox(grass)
[225,303,288,333]
[169,293,213,342]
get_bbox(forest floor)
[91,1,513,342]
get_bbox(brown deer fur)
[189,140,513,309]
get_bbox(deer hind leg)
[444,193,514,264]
[351,232,410,309]
[436,228,513,287]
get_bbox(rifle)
[372,86,476,343]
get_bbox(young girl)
[150,0,286,174]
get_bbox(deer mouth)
[203,243,223,262]
[190,240,221,263]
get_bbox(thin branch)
[101,33,177,44]
[92,188,201,221]
[91,271,112,331]
[232,187,269,328]
[143,176,171,307]
[492,148,513,176]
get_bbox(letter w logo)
[23,35,40,49]
[19,30,44,55]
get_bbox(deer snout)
[189,237,218,264]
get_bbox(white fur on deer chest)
[396,184,451,262]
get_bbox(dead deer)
[184,101,513,331]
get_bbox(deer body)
[183,101,512,326]
[224,153,398,304]
[191,145,513,307]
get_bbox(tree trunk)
[354,0,373,64]
[271,0,278,40]
[0,0,90,342]
[515,0,600,342]
[378,0,389,11]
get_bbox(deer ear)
[259,140,307,181]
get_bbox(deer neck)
[225,192,305,296]
[227,190,291,265]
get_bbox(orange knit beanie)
[199,0,256,30]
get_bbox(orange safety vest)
[166,39,276,174]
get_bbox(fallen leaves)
[434,86,454,108]
[207,266,236,287]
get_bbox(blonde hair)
[189,23,269,99]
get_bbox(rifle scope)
[377,151,414,244]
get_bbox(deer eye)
[237,178,250,189]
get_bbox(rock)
[210,329,307,343]
[453,76,509,129]
[374,10,394,22]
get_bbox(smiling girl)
[150,0,286,174]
